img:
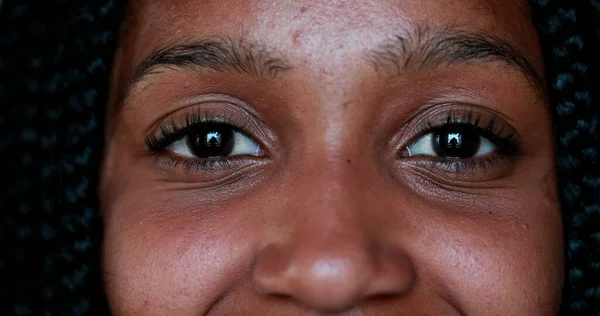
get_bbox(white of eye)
[406,133,496,157]
[166,131,259,158]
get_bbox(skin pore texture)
[100,0,564,315]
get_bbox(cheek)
[426,193,563,313]
[102,193,259,315]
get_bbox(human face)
[100,0,563,314]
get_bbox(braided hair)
[1,2,125,315]
[1,1,598,315]
[530,0,600,313]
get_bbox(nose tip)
[253,243,415,312]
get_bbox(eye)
[166,123,260,158]
[406,125,496,158]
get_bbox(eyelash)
[409,109,523,171]
[145,109,522,175]
[145,111,255,171]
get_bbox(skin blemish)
[292,30,303,45]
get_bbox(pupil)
[187,124,234,158]
[433,126,480,158]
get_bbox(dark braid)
[1,1,598,315]
[529,1,600,314]
[0,1,126,315]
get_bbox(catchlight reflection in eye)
[407,128,496,159]
[166,124,260,159]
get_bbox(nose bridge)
[289,167,373,264]
[300,153,368,214]
[252,158,416,312]
[289,150,375,246]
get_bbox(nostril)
[252,244,292,296]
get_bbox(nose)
[252,174,416,312]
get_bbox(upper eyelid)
[144,104,273,153]
[146,117,253,152]
[412,107,519,140]
[390,104,522,153]
[138,93,267,137]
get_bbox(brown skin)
[101,0,564,315]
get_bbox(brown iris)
[186,123,235,158]
[432,125,481,158]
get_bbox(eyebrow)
[121,37,292,100]
[121,28,545,103]
[368,26,546,94]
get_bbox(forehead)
[122,0,538,76]
[130,0,530,34]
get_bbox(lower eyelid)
[148,152,267,185]
[399,155,515,184]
